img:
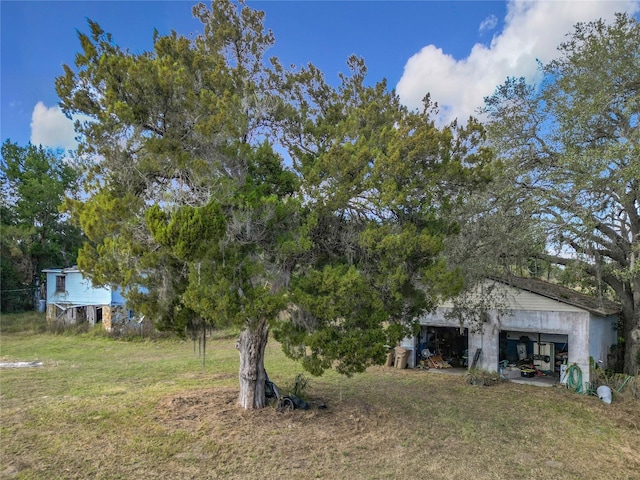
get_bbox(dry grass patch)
[1,315,639,479]
[148,370,640,480]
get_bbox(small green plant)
[108,321,173,341]
[85,325,110,338]
[465,368,504,386]
[287,373,310,398]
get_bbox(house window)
[55,275,66,293]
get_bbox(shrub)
[286,373,310,398]
[465,368,504,386]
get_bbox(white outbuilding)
[402,277,620,391]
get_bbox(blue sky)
[2,0,638,151]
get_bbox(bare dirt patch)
[156,387,387,439]
[154,387,407,478]
[0,361,43,368]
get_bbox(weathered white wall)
[400,336,417,367]
[497,309,591,382]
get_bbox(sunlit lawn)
[1,312,639,479]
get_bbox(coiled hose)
[566,363,585,394]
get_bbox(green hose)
[566,363,585,394]
[617,375,632,393]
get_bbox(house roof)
[495,276,621,317]
[42,266,80,274]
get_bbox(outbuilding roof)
[496,276,621,317]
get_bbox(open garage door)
[500,331,569,381]
[417,326,469,369]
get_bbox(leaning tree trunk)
[236,318,269,409]
[622,282,640,376]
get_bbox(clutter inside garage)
[388,327,570,383]
[387,326,484,371]
[499,332,569,381]
[411,326,470,370]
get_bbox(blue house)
[42,266,133,331]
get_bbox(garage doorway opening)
[500,331,568,380]
[418,326,469,369]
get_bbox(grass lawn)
[1,312,639,479]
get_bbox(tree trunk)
[236,318,269,409]
[622,281,640,375]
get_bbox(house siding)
[45,270,112,306]
[505,287,587,312]
[439,282,586,313]
[111,288,126,306]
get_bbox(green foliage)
[276,264,389,376]
[285,373,310,398]
[483,13,640,374]
[54,0,486,392]
[146,201,226,261]
[0,311,47,334]
[270,53,487,376]
[0,222,34,312]
[55,0,291,342]
[0,141,83,312]
[48,320,90,336]
[243,141,297,200]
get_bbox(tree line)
[2,2,637,405]
[1,143,83,312]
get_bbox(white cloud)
[30,102,77,151]
[396,0,640,125]
[479,14,498,34]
